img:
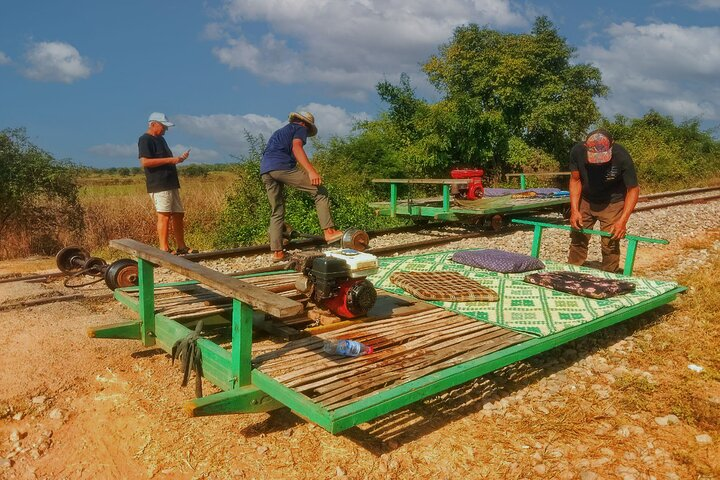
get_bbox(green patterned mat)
[368,251,679,337]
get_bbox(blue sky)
[1,0,719,168]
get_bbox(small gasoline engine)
[293,249,379,319]
[450,168,485,200]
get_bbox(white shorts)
[149,189,184,213]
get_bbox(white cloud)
[579,22,720,121]
[211,0,528,99]
[23,41,98,83]
[175,113,284,152]
[88,143,137,158]
[174,105,369,154]
[87,142,221,163]
[296,103,371,138]
[686,0,720,10]
[170,145,222,163]
[0,51,10,65]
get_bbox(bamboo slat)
[255,306,530,411]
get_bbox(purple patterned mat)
[483,188,562,197]
[452,249,545,273]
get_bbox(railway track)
[2,185,719,291]
[185,184,720,261]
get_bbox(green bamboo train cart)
[89,220,685,434]
[368,178,570,225]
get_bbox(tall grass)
[0,172,236,260]
[83,173,235,258]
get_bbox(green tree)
[0,128,83,255]
[180,163,210,178]
[423,16,607,161]
[600,111,720,189]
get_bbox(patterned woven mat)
[368,251,680,337]
[390,271,499,302]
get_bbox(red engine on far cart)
[450,168,485,200]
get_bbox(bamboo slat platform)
[119,272,306,322]
[253,307,529,411]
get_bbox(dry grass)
[0,172,237,260]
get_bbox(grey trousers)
[568,198,625,272]
[261,168,334,252]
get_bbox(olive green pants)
[261,168,334,252]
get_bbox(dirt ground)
[0,233,718,480]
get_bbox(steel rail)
[637,185,720,202]
[180,222,449,262]
[634,193,720,212]
[5,187,720,284]
[155,190,720,262]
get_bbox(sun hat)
[148,112,174,127]
[288,111,317,137]
[585,129,613,164]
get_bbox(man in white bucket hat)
[260,111,343,262]
[138,112,197,255]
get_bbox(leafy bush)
[180,164,210,178]
[0,128,84,257]
[601,112,720,190]
[213,131,406,249]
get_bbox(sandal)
[174,247,199,255]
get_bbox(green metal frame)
[93,229,683,434]
[371,179,569,221]
[512,218,669,276]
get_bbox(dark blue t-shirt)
[138,133,180,193]
[260,123,308,175]
[569,142,638,204]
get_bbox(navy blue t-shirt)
[569,142,638,204]
[138,133,180,193]
[260,123,308,175]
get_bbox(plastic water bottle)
[322,339,373,357]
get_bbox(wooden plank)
[254,306,530,412]
[504,172,570,178]
[372,178,470,185]
[322,331,528,410]
[286,320,494,391]
[109,239,303,318]
[255,309,458,370]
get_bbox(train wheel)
[104,259,139,290]
[490,214,504,232]
[56,246,90,273]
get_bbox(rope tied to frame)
[171,320,204,398]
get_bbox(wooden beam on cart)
[108,239,303,319]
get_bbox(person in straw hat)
[567,128,639,272]
[260,111,344,262]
